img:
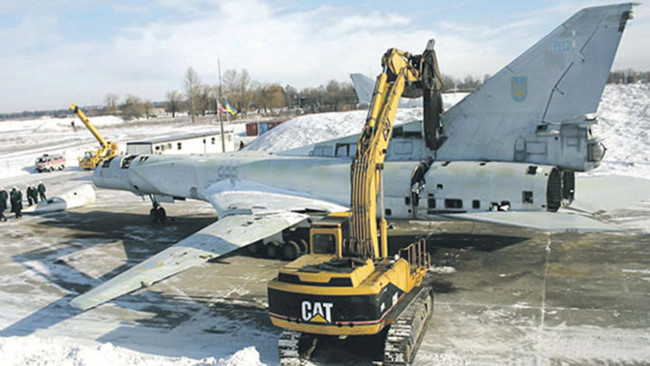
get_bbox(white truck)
[35,154,66,172]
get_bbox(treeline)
[96,67,360,121]
[608,69,650,84]
[6,68,647,121]
[105,68,493,121]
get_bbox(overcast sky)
[0,0,647,113]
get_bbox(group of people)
[0,182,47,221]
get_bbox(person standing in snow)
[30,184,39,204]
[0,187,7,222]
[37,181,47,201]
[26,185,35,206]
[10,187,23,218]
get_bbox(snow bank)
[246,109,423,151]
[593,83,650,179]
[0,336,265,366]
[0,115,125,134]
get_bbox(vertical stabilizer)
[350,73,375,107]
[439,3,634,170]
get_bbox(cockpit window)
[121,155,137,169]
[102,157,115,168]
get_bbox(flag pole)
[217,58,226,152]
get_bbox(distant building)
[245,120,287,136]
[126,130,235,155]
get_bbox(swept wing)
[70,210,309,310]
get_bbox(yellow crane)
[70,103,119,170]
[268,40,443,365]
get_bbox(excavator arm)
[349,41,443,260]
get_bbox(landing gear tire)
[156,207,166,222]
[282,240,300,261]
[150,207,167,223]
[266,241,281,259]
[297,238,308,253]
[248,241,263,256]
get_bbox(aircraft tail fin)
[350,73,375,107]
[444,3,634,126]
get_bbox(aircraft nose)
[92,156,135,192]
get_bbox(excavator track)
[384,287,434,366]
[278,330,319,366]
[279,330,301,366]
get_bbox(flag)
[218,103,226,114]
[225,98,237,115]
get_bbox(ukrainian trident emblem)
[511,76,527,102]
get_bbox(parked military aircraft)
[71,3,634,311]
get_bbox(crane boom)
[69,103,110,148]
[69,103,119,170]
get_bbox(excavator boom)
[349,44,441,260]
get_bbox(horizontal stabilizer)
[571,175,650,214]
[70,211,308,310]
[441,211,618,232]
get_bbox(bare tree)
[184,67,201,122]
[439,74,457,92]
[284,84,299,109]
[209,85,221,115]
[199,84,215,116]
[165,90,183,117]
[483,74,491,84]
[223,69,255,115]
[254,83,285,115]
[143,100,154,119]
[105,94,119,115]
[120,95,145,121]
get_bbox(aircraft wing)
[70,210,309,310]
[70,178,348,311]
[202,179,348,215]
[440,211,618,232]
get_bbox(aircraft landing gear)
[149,196,167,223]
[248,237,307,261]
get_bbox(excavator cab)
[309,212,350,256]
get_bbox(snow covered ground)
[0,84,649,365]
[592,83,650,179]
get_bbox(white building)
[126,130,235,155]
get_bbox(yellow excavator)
[70,103,119,170]
[268,40,443,365]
